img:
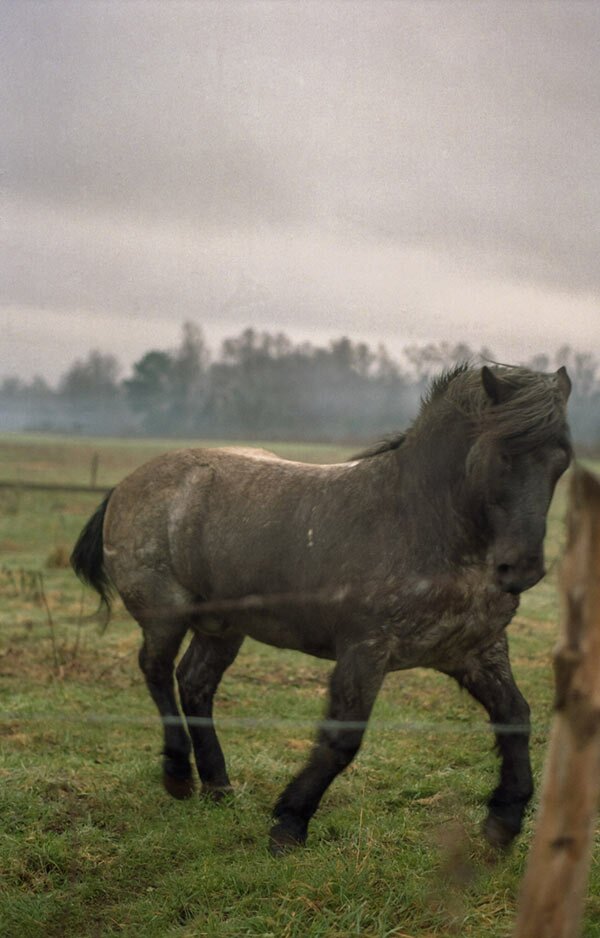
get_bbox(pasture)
[1,433,600,938]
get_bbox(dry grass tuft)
[45,544,72,569]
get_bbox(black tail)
[71,490,115,617]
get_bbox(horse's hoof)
[268,822,307,856]
[163,773,195,800]
[482,813,517,850]
[201,784,234,803]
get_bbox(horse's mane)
[352,363,569,461]
[352,432,407,460]
[442,364,569,452]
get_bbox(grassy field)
[1,433,600,938]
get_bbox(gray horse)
[72,363,572,853]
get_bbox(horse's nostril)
[496,563,512,576]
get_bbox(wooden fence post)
[513,466,600,938]
[90,451,100,488]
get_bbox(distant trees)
[209,329,298,436]
[0,375,55,431]
[124,350,175,434]
[404,341,494,386]
[1,323,599,448]
[519,346,600,448]
[172,322,211,434]
[58,351,124,433]
[60,351,120,401]
[0,375,52,400]
[553,346,600,446]
[124,323,210,435]
[205,330,412,439]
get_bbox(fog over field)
[2,2,599,385]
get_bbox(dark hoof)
[482,813,518,850]
[268,822,307,856]
[163,773,195,800]
[201,784,234,803]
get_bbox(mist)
[1,325,597,449]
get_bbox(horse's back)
[105,445,355,528]
[102,445,275,546]
[219,445,281,460]
[101,446,359,611]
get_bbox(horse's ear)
[556,365,572,401]
[481,366,509,405]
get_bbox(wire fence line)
[0,711,538,736]
[1,534,557,741]
[0,479,110,494]
[124,586,356,620]
[1,568,505,616]
[2,584,555,739]
[64,573,516,623]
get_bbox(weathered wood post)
[513,465,600,938]
[90,452,100,488]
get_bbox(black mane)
[352,432,407,461]
[423,362,472,404]
[352,362,569,461]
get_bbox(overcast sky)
[2,1,599,383]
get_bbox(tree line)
[1,323,599,446]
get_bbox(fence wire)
[0,711,537,736]
[1,547,558,742]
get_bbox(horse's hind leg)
[444,635,533,848]
[176,631,244,800]
[269,642,388,854]
[137,618,194,799]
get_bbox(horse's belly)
[209,612,336,661]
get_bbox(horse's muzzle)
[495,556,546,595]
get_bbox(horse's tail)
[70,489,115,621]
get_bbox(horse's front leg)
[444,635,533,848]
[270,641,388,855]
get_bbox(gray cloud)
[3,3,320,226]
[1,1,599,381]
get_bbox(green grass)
[0,434,352,488]
[1,434,600,937]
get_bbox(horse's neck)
[391,416,484,567]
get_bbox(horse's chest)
[386,583,518,671]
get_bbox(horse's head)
[469,365,572,595]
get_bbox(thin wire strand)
[1,569,560,740]
[0,711,538,735]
